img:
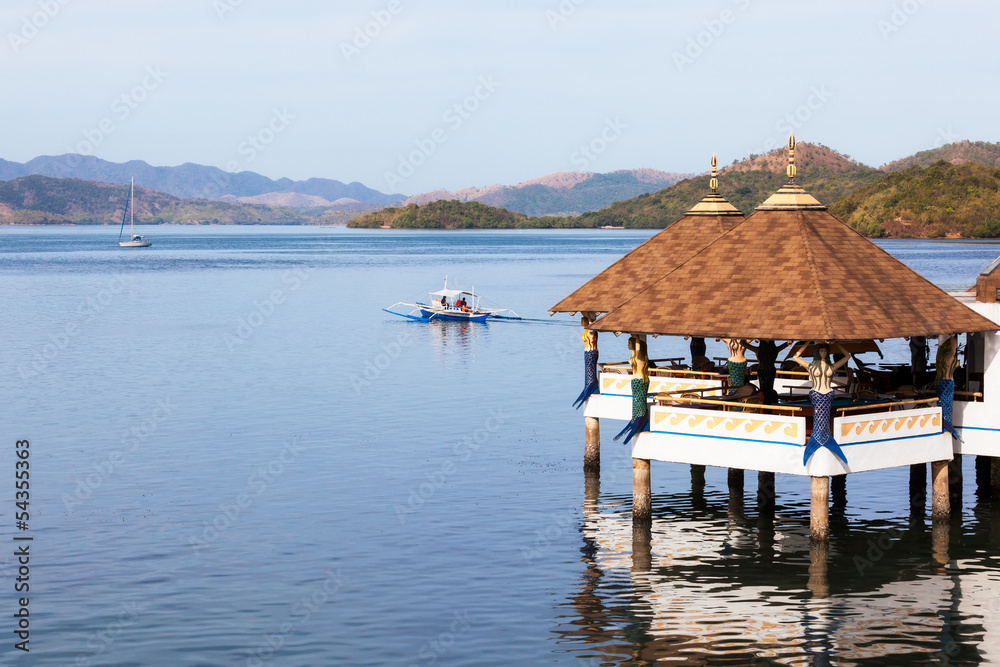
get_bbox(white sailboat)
[118,177,151,248]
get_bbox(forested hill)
[881,140,1000,172]
[571,143,883,228]
[829,161,1000,238]
[348,199,585,229]
[0,175,311,224]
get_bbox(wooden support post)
[584,470,599,517]
[931,460,951,522]
[931,521,949,572]
[993,457,1000,501]
[909,463,926,511]
[757,471,775,509]
[631,521,652,571]
[807,540,829,598]
[633,458,651,523]
[976,455,990,496]
[831,474,847,506]
[691,464,706,487]
[584,416,600,472]
[728,468,744,493]
[810,476,830,543]
[949,453,963,511]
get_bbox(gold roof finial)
[710,152,718,192]
[786,132,797,181]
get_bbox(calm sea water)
[2,226,1000,666]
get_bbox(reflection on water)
[559,470,1000,666]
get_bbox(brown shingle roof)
[590,205,998,340]
[550,210,743,314]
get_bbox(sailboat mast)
[129,177,134,236]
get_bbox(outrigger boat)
[384,277,521,322]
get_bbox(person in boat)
[614,335,650,446]
[573,315,599,409]
[440,296,449,309]
[935,335,962,441]
[790,342,850,465]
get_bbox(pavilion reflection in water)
[555,479,1000,666]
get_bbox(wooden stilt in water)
[728,468,744,493]
[631,521,652,571]
[931,521,950,572]
[691,464,706,487]
[633,458,651,523]
[909,463,926,511]
[931,460,951,522]
[584,416,600,472]
[976,455,990,496]
[810,476,829,543]
[992,457,1000,501]
[831,474,846,506]
[949,453,963,511]
[807,540,829,598]
[757,471,775,509]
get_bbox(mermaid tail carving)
[936,378,963,442]
[614,378,649,446]
[573,350,599,409]
[803,389,848,466]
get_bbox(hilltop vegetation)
[830,161,1000,238]
[0,175,310,224]
[881,140,1000,172]
[349,199,580,229]
[570,143,883,228]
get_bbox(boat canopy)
[429,288,473,298]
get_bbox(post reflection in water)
[557,468,999,666]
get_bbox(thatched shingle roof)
[589,191,998,339]
[550,169,744,315]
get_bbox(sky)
[1,0,997,195]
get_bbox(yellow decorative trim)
[652,409,798,441]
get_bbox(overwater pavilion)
[550,155,744,471]
[560,137,1000,541]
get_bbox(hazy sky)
[2,0,996,194]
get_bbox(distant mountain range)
[0,155,404,207]
[351,140,1000,238]
[4,140,1000,235]
[0,175,314,225]
[399,169,691,216]
[0,154,690,217]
